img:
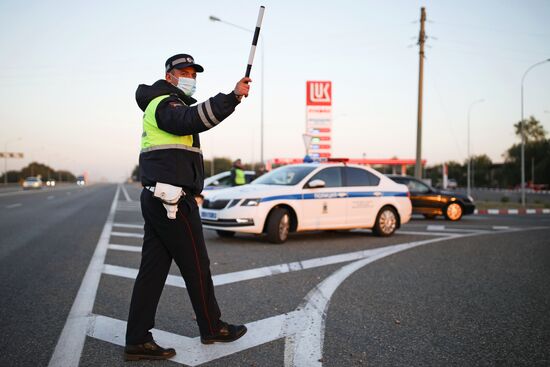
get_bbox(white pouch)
[153,183,185,219]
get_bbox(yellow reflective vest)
[141,95,198,154]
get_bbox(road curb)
[475,208,550,215]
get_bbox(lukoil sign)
[306,81,332,106]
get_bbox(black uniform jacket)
[136,79,240,195]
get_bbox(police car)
[200,163,412,243]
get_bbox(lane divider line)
[492,226,510,230]
[112,223,143,229]
[396,230,457,237]
[110,231,142,238]
[6,203,22,209]
[107,244,141,253]
[102,242,451,289]
[120,184,132,202]
[48,184,120,367]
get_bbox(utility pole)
[414,7,426,179]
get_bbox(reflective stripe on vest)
[141,95,199,154]
[235,168,246,185]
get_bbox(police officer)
[230,158,246,186]
[124,54,250,361]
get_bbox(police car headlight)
[241,198,261,206]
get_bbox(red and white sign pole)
[305,81,332,159]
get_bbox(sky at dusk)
[1,0,549,182]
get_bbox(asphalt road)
[1,183,549,367]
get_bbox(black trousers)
[125,189,221,345]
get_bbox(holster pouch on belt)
[153,183,185,219]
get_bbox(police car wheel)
[216,230,235,238]
[373,207,398,237]
[266,208,290,244]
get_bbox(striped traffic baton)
[245,6,265,78]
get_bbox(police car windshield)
[252,166,316,186]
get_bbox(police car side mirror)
[307,179,326,189]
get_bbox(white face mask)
[171,74,196,97]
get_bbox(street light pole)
[520,58,550,206]
[209,15,265,164]
[467,99,484,198]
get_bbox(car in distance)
[46,179,56,187]
[197,170,256,205]
[203,170,257,190]
[22,176,43,190]
[200,163,412,243]
[446,178,458,189]
[387,175,475,221]
[76,176,86,186]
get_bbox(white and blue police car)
[200,163,412,243]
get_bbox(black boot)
[124,340,176,361]
[201,321,247,344]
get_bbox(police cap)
[165,54,204,73]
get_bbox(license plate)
[201,210,217,220]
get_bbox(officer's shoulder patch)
[169,101,183,108]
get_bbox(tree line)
[0,162,77,183]
[422,116,549,188]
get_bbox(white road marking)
[493,226,510,230]
[397,230,457,237]
[438,228,491,234]
[110,231,142,238]
[113,223,143,229]
[88,311,301,366]
[6,203,22,209]
[102,246,411,288]
[53,194,544,366]
[48,185,120,367]
[120,184,132,202]
[115,202,140,212]
[107,244,141,253]
[47,195,55,200]
[424,225,491,234]
[89,235,477,366]
[286,226,540,366]
[285,236,463,366]
[286,226,548,366]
